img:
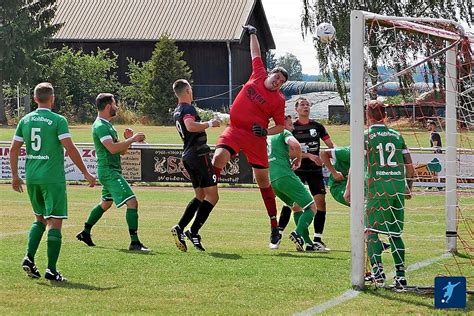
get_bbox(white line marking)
[294,253,451,315]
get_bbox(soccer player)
[76,93,150,252]
[170,79,220,252]
[268,115,319,251]
[278,97,334,251]
[346,100,415,288]
[427,120,442,153]
[320,146,350,207]
[212,25,288,245]
[10,82,96,282]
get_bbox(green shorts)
[27,182,68,219]
[272,174,314,210]
[365,196,405,236]
[99,171,135,208]
[330,182,349,206]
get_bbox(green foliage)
[43,47,120,122]
[276,53,303,81]
[266,50,277,69]
[120,58,153,113]
[0,0,61,123]
[301,0,473,107]
[143,35,192,125]
[385,93,416,105]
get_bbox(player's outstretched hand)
[124,128,134,139]
[12,176,24,193]
[84,172,96,188]
[242,25,257,35]
[333,171,345,181]
[252,124,268,137]
[209,119,221,127]
[132,132,146,143]
[291,158,301,170]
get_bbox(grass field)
[1,184,472,314]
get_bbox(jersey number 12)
[376,142,396,167]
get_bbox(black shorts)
[183,154,217,188]
[294,171,326,196]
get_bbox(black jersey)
[430,131,442,153]
[173,103,210,159]
[292,119,330,173]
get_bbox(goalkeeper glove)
[252,124,267,137]
[242,25,257,35]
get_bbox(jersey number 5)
[376,142,396,167]
[31,128,42,151]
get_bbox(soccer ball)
[315,22,336,43]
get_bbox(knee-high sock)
[178,198,201,229]
[313,210,326,240]
[367,233,383,271]
[126,208,139,242]
[389,235,406,276]
[84,204,105,233]
[296,209,314,244]
[278,206,292,231]
[259,186,278,228]
[47,229,62,272]
[190,200,214,234]
[27,221,46,260]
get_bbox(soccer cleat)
[22,256,41,279]
[171,225,187,252]
[76,231,96,247]
[128,241,151,252]
[289,231,305,252]
[184,230,205,251]
[393,276,407,289]
[365,270,386,287]
[269,227,282,249]
[45,269,67,282]
[312,240,331,252]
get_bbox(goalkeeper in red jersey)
[212,25,288,246]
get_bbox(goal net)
[349,11,473,291]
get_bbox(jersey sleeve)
[13,119,24,142]
[95,124,113,143]
[250,56,267,80]
[283,130,293,144]
[182,106,198,122]
[335,147,350,163]
[57,116,71,140]
[319,124,330,141]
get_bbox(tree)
[0,0,61,124]
[143,35,192,125]
[300,0,473,107]
[276,53,303,81]
[266,50,277,70]
[43,47,120,122]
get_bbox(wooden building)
[48,0,276,109]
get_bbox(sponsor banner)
[140,148,253,184]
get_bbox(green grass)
[1,184,472,314]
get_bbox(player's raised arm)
[102,133,145,155]
[287,136,302,170]
[321,149,344,181]
[243,25,260,59]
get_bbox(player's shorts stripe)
[116,195,136,208]
[44,215,68,219]
[100,135,113,143]
[13,135,23,142]
[58,133,71,140]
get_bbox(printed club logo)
[434,276,466,309]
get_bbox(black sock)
[178,198,201,229]
[278,206,292,231]
[190,200,214,235]
[313,210,326,241]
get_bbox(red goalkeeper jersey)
[229,57,285,131]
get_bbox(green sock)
[27,221,46,260]
[293,211,302,226]
[84,205,105,233]
[389,236,406,276]
[47,229,62,273]
[126,208,139,242]
[367,233,383,270]
[295,209,314,244]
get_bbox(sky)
[261,0,319,75]
[261,0,474,76]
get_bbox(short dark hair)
[285,114,292,120]
[367,100,386,122]
[34,82,54,103]
[294,97,310,108]
[96,93,115,111]
[269,66,289,82]
[173,79,190,96]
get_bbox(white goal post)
[349,10,470,290]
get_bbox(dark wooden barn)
[48,0,276,109]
